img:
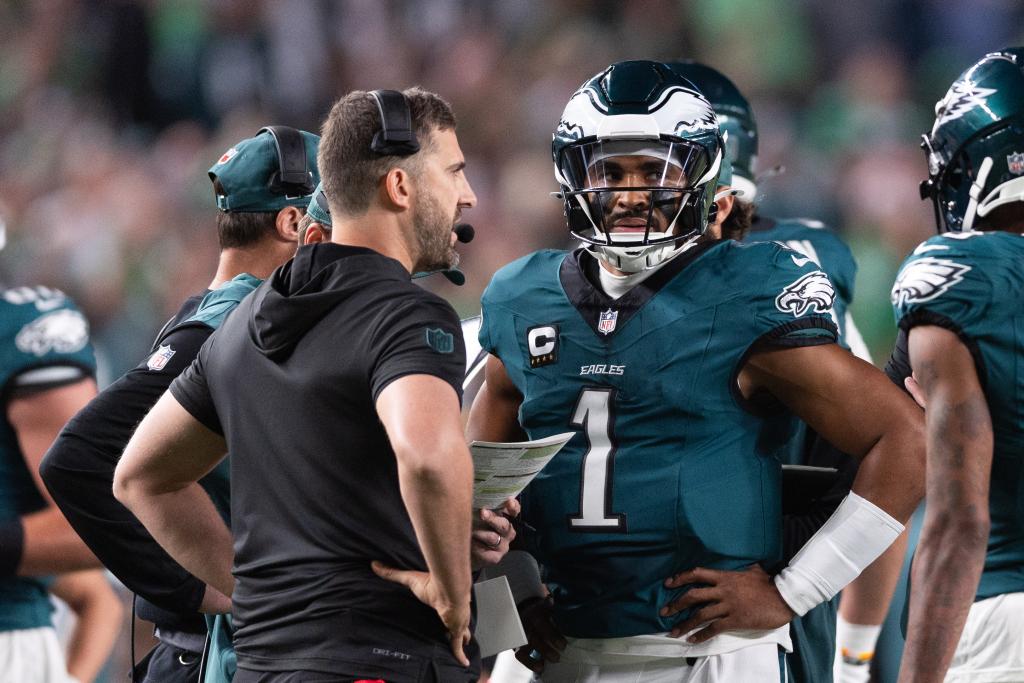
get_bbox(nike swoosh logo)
[791,254,812,267]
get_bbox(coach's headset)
[368,89,475,263]
[257,125,317,197]
[369,90,421,157]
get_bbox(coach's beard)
[413,192,460,273]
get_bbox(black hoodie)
[170,242,471,673]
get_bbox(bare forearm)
[899,516,986,683]
[63,592,123,682]
[18,509,99,575]
[899,395,991,683]
[117,483,234,597]
[398,451,474,605]
[848,424,924,524]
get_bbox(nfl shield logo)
[424,328,454,354]
[147,345,176,371]
[1008,152,1024,175]
[597,309,618,335]
[216,147,238,165]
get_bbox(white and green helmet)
[668,61,758,201]
[921,47,1024,231]
[552,60,724,272]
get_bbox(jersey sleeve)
[748,244,840,349]
[477,253,542,392]
[0,288,96,398]
[169,335,224,435]
[891,238,990,336]
[40,322,213,613]
[370,296,466,403]
[884,328,912,390]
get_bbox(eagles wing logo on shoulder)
[775,271,836,317]
[15,309,89,357]
[891,257,972,307]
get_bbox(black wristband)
[0,519,25,577]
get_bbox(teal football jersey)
[480,241,838,638]
[184,273,263,523]
[0,286,95,631]
[744,216,857,347]
[892,231,1024,601]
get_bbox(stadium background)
[1,1,1021,681]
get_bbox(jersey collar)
[559,239,722,340]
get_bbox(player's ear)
[302,224,329,245]
[712,189,736,228]
[275,206,303,243]
[380,167,413,211]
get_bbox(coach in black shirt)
[114,87,481,682]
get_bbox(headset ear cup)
[707,202,718,227]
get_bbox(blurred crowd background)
[2,1,1022,681]
[3,0,1023,384]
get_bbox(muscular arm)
[740,343,925,523]
[8,377,101,574]
[897,325,992,683]
[666,345,924,640]
[376,374,475,613]
[113,391,233,607]
[40,324,212,613]
[466,354,526,443]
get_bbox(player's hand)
[199,584,232,614]
[471,498,520,569]
[661,564,795,642]
[905,373,927,409]
[371,561,472,667]
[514,595,566,673]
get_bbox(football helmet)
[669,61,758,201]
[921,47,1024,232]
[552,60,724,272]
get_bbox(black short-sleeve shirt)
[169,243,469,673]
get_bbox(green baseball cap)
[307,182,331,226]
[717,154,733,187]
[208,127,320,213]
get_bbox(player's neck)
[210,241,292,289]
[330,210,415,274]
[597,261,658,299]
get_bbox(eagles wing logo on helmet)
[775,271,836,317]
[933,80,997,128]
[890,257,972,307]
[556,119,585,141]
[673,108,719,135]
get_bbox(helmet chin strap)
[962,156,993,231]
[589,232,701,273]
[971,163,1024,229]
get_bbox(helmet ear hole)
[947,166,964,190]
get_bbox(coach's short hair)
[216,210,278,249]
[318,87,457,217]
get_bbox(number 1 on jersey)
[568,387,625,532]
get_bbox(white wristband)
[774,492,904,617]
